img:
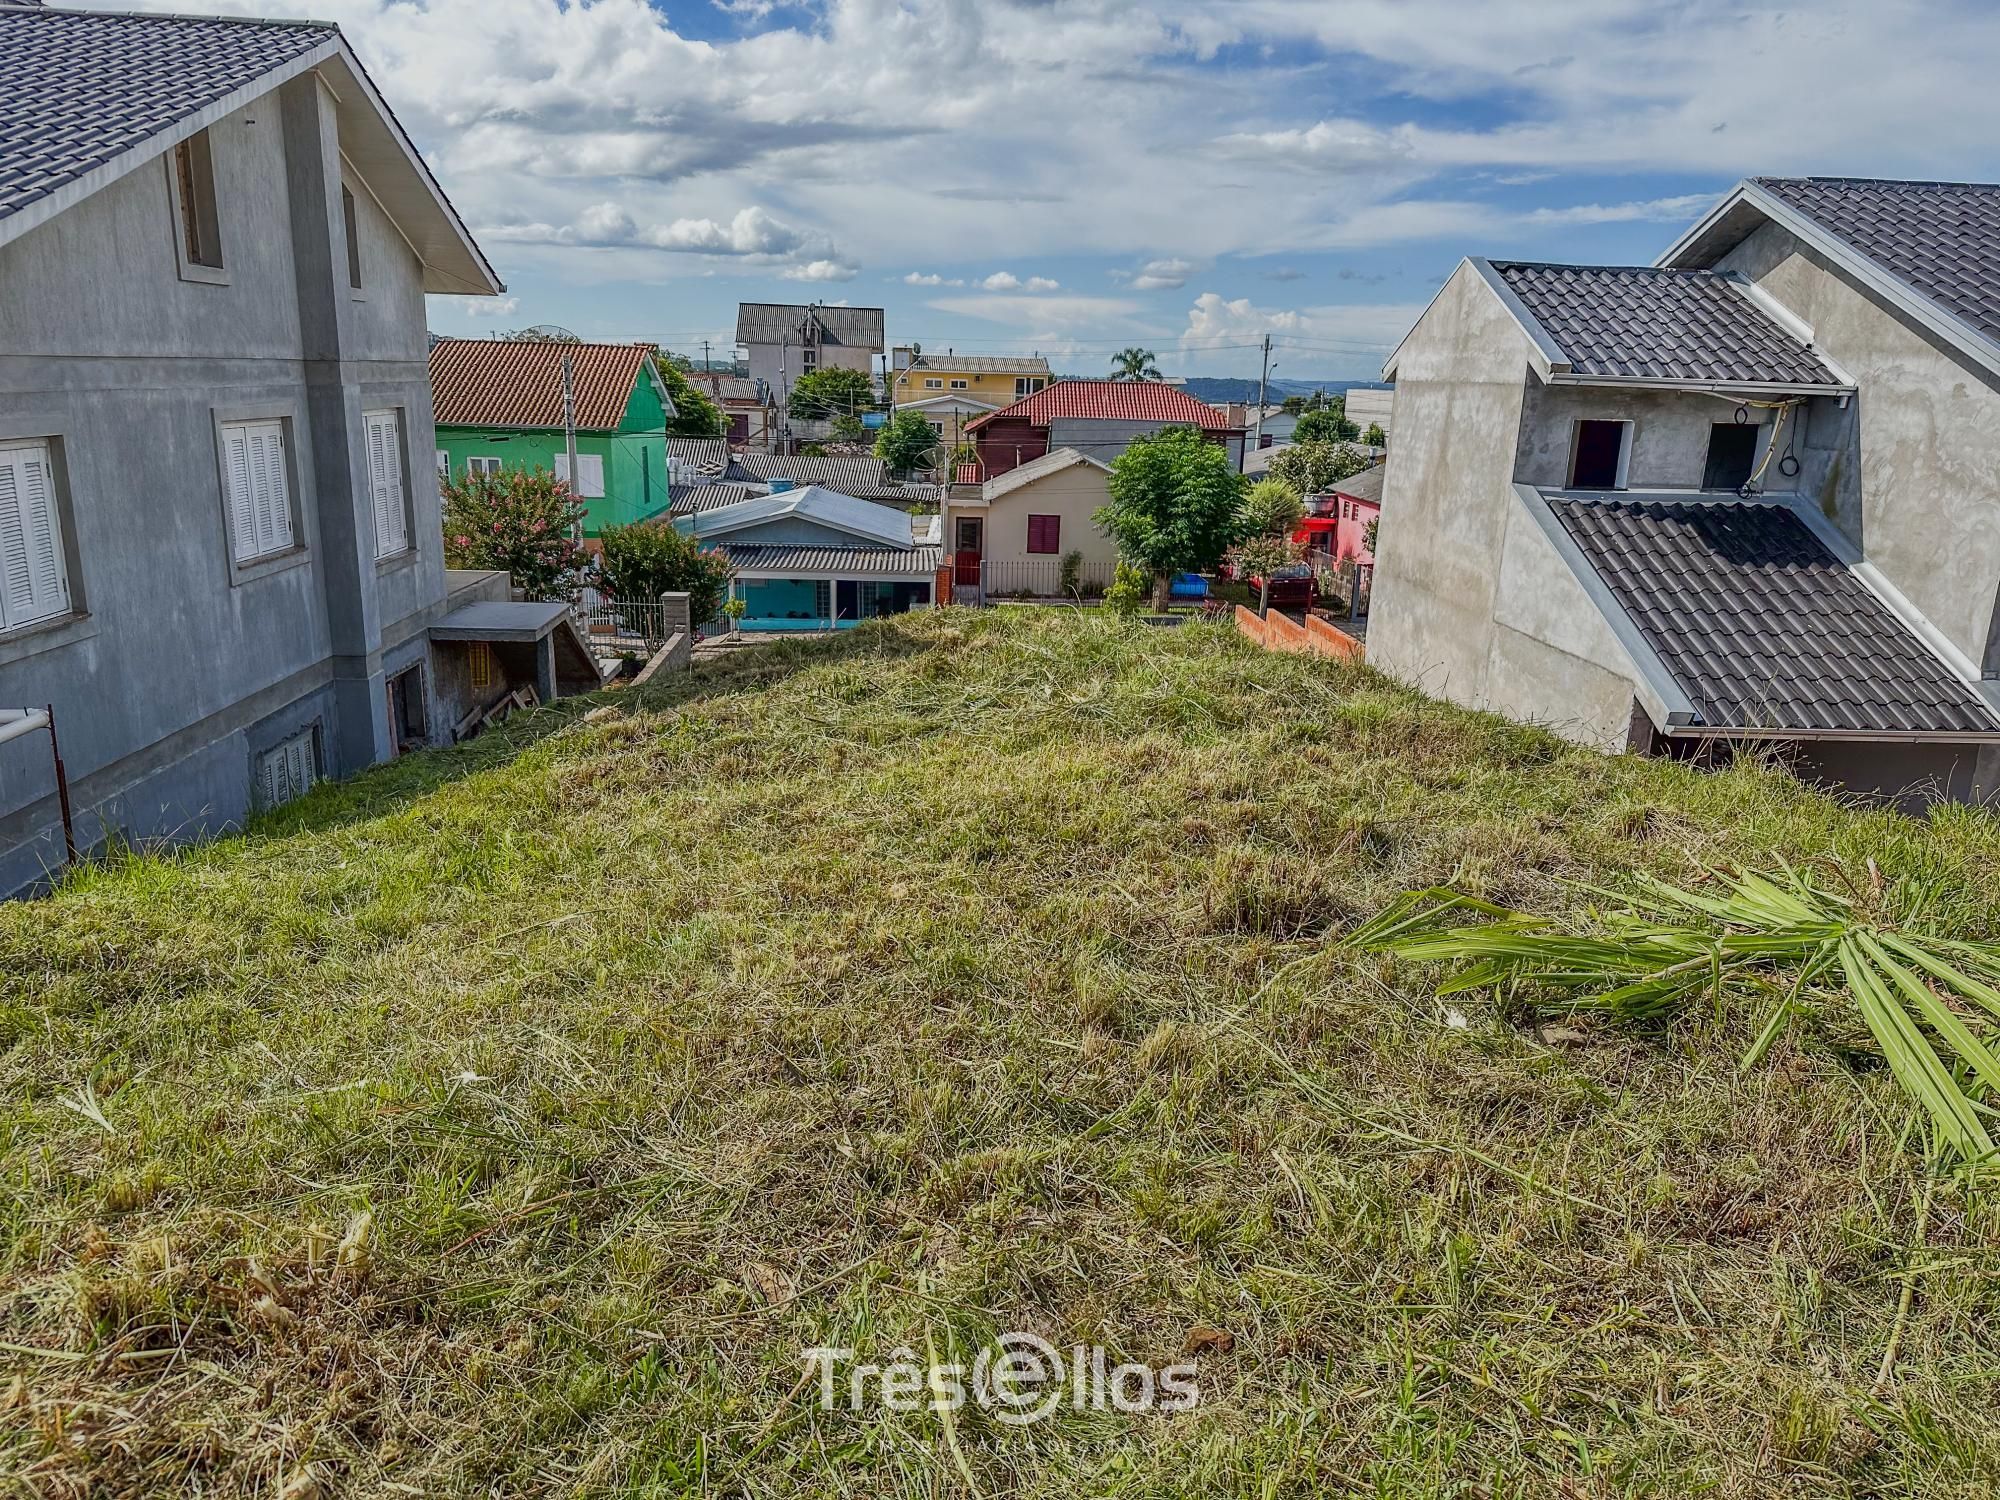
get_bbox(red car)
[1248,562,1317,611]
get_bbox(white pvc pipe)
[0,709,50,749]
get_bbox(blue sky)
[112,0,2000,382]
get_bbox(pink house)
[1293,463,1383,564]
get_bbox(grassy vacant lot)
[5,611,2000,1497]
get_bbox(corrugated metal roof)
[669,483,764,517]
[966,379,1235,431]
[734,302,885,349]
[667,438,733,478]
[736,451,906,500]
[719,543,942,576]
[1490,262,1844,386]
[907,354,1050,375]
[1548,494,1998,735]
[0,7,333,226]
[431,340,656,432]
[1753,177,2000,348]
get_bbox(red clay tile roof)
[964,379,1234,432]
[430,339,656,431]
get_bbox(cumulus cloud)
[452,294,520,320]
[1120,257,1196,291]
[1179,291,1430,373]
[95,0,2000,318]
[783,259,860,282]
[981,271,1061,291]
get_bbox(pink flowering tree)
[440,465,590,600]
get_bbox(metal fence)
[572,597,674,656]
[980,557,1115,599]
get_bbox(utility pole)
[561,348,580,542]
[700,338,712,373]
[1251,332,1272,469]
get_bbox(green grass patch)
[4,610,2000,1496]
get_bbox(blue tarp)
[1168,572,1209,599]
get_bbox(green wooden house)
[429,339,678,535]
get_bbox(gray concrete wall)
[0,77,454,894]
[1367,264,1647,750]
[1715,219,2000,672]
[1512,383,1784,491]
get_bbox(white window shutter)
[0,443,69,631]
[579,454,605,497]
[366,412,406,556]
[223,426,258,560]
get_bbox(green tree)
[657,360,724,437]
[441,467,589,600]
[1242,477,1303,537]
[596,521,733,626]
[1280,394,1306,416]
[1294,403,1359,443]
[875,410,939,476]
[1268,441,1370,497]
[1234,533,1306,616]
[1095,425,1246,609]
[1109,347,1161,381]
[828,413,868,444]
[1363,423,1386,448]
[788,366,876,422]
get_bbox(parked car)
[1248,562,1317,611]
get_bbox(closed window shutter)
[367,412,406,556]
[1027,514,1059,553]
[223,426,258,559]
[554,453,606,498]
[223,421,293,562]
[0,443,69,630]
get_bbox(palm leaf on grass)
[1351,865,2000,1169]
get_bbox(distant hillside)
[1178,377,1390,405]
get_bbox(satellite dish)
[511,323,581,343]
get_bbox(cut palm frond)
[1351,865,2000,1170]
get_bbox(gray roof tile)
[0,7,332,226]
[1754,177,2000,348]
[1548,494,1997,735]
[1492,262,1844,386]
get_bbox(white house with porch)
[676,483,942,631]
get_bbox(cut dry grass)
[4,609,2000,1496]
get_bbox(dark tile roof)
[430,340,655,431]
[669,483,764,517]
[1753,177,2000,348]
[1491,262,1844,386]
[0,7,333,226]
[734,302,885,350]
[1547,495,1997,735]
[717,543,942,576]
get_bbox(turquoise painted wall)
[436,371,672,536]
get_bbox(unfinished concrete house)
[1368,177,2000,805]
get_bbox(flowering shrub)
[441,466,590,600]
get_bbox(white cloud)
[1123,258,1197,291]
[432,294,519,321]
[1024,276,1061,292]
[87,0,2000,295]
[783,259,860,282]
[928,293,1144,331]
[903,271,944,286]
[982,271,1021,290]
[1178,291,1430,375]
